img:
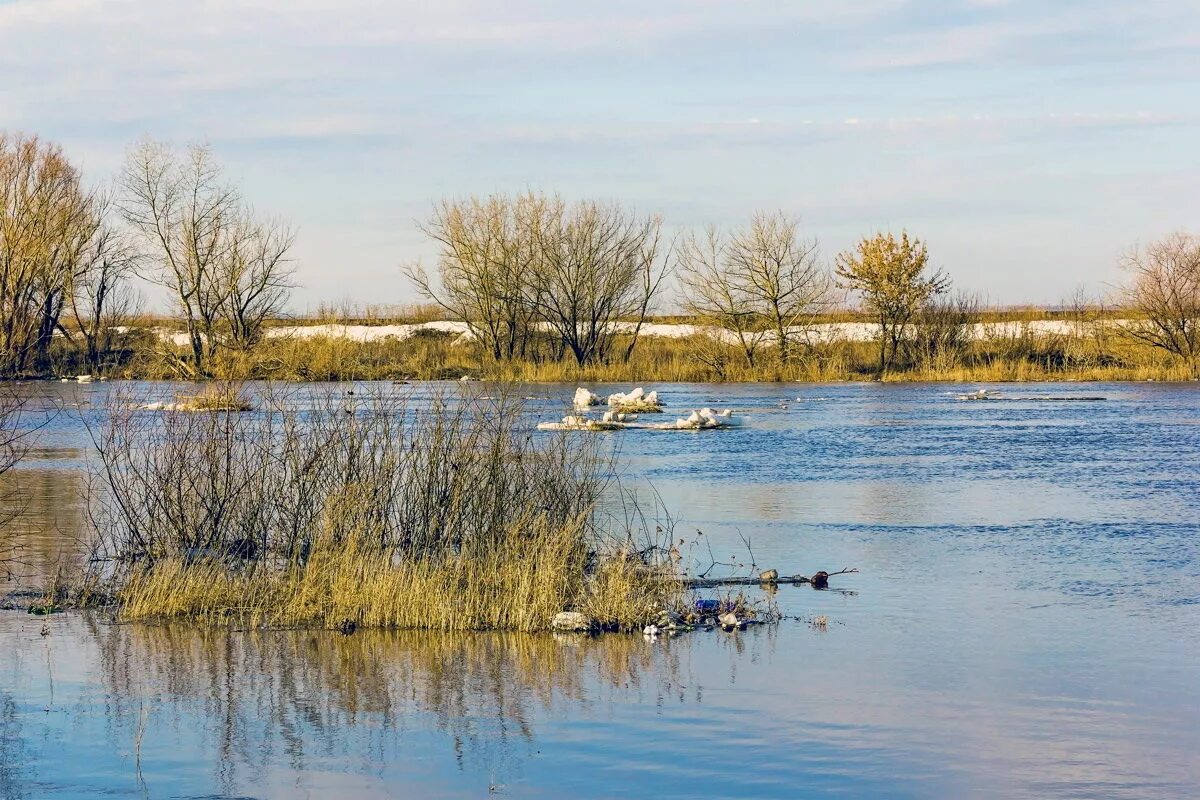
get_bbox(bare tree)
[119,141,293,376]
[528,199,665,366]
[220,217,295,350]
[406,194,542,361]
[679,212,827,367]
[1121,231,1200,374]
[0,133,99,376]
[409,193,666,366]
[61,193,141,372]
[676,227,769,368]
[836,231,949,375]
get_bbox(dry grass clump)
[117,515,678,632]
[93,386,681,632]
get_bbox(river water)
[1,381,1197,799]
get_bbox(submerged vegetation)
[87,387,682,632]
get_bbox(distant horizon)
[3,0,1197,310]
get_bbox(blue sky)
[1,0,1197,309]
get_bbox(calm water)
[1,381,1198,798]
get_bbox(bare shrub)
[908,292,981,371]
[64,191,142,373]
[406,195,545,361]
[527,199,666,365]
[87,386,678,630]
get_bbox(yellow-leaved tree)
[836,231,949,376]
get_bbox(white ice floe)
[536,415,625,431]
[573,387,603,408]
[606,387,662,412]
[542,389,736,432]
[957,389,1000,401]
[538,407,738,432]
[140,401,183,411]
[663,408,740,430]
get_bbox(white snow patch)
[140,318,1145,348]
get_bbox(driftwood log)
[682,567,858,589]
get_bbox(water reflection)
[0,467,87,588]
[3,611,1196,799]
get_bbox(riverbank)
[17,315,1198,383]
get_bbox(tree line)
[0,134,294,378]
[2,131,1198,379]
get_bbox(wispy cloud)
[1,0,1197,305]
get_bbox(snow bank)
[138,317,1145,348]
[265,321,473,343]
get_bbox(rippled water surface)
[1,381,1198,798]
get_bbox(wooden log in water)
[682,567,857,589]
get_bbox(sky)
[1,0,1197,310]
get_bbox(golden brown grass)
[117,516,681,633]
[76,307,1200,383]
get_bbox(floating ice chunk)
[656,408,740,430]
[75,374,94,384]
[957,389,1000,401]
[606,387,662,412]
[573,387,603,408]
[601,410,638,423]
[537,414,625,431]
[140,401,182,411]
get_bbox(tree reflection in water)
[89,617,690,788]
